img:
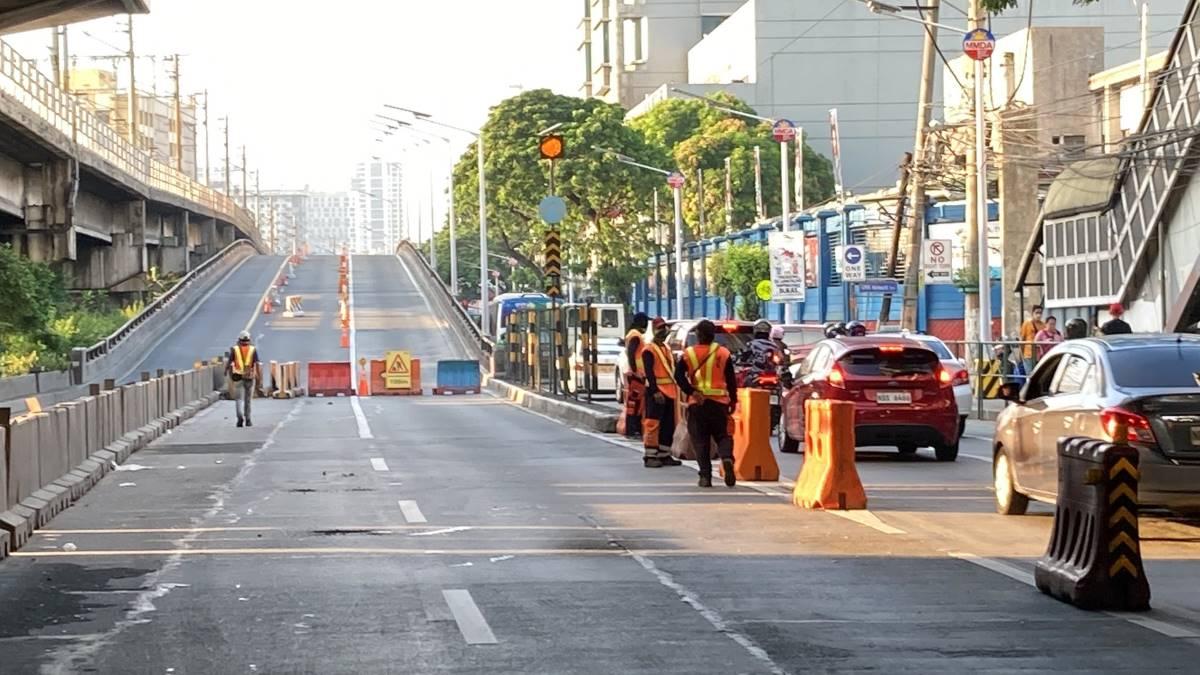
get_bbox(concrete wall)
[0,153,23,218]
[688,0,756,84]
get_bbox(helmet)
[753,319,771,337]
[846,320,867,337]
[1065,318,1088,340]
[769,325,785,340]
[237,330,251,343]
[824,322,849,339]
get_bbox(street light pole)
[672,183,684,320]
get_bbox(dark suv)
[779,336,960,460]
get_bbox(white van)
[565,303,626,394]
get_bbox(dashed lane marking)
[370,457,389,472]
[350,397,373,439]
[398,500,427,524]
[442,589,498,645]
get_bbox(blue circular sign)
[538,195,567,224]
[844,246,862,265]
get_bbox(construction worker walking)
[621,312,650,437]
[674,319,738,488]
[641,317,682,468]
[225,330,260,428]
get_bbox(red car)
[779,336,960,461]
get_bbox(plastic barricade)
[1034,436,1150,611]
[432,360,481,395]
[308,362,354,397]
[793,399,867,510]
[368,358,423,396]
[720,389,779,482]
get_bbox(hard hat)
[770,325,785,340]
[753,319,771,335]
[238,330,251,343]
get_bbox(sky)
[7,0,581,191]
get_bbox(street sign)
[666,172,685,189]
[384,350,412,390]
[860,279,899,294]
[962,28,996,61]
[923,238,953,285]
[544,229,562,279]
[755,280,773,301]
[539,134,565,160]
[538,195,566,224]
[840,244,866,282]
[772,119,797,143]
[768,231,806,301]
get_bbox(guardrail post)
[69,348,86,386]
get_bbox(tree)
[449,89,664,304]
[0,243,63,336]
[707,242,770,321]
[982,0,1098,11]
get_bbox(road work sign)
[385,350,412,390]
[923,239,953,285]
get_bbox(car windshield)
[1108,346,1200,388]
[840,348,938,376]
[914,339,953,360]
[684,328,752,352]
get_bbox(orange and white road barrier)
[282,295,304,318]
[720,388,779,482]
[793,399,866,510]
[367,354,423,396]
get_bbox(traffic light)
[539,134,564,160]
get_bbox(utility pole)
[60,26,70,92]
[254,172,261,225]
[697,167,706,233]
[794,131,804,211]
[241,145,248,207]
[962,0,990,344]
[724,156,733,230]
[170,55,182,172]
[202,90,210,185]
[900,0,940,331]
[125,14,137,147]
[49,27,61,87]
[879,152,913,324]
[753,145,764,219]
[222,117,230,196]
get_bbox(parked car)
[894,332,971,438]
[992,334,1200,515]
[779,336,960,460]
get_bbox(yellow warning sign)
[385,350,411,390]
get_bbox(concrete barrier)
[483,374,617,433]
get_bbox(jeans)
[236,378,254,422]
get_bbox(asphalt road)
[3,254,1200,673]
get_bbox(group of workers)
[622,314,790,488]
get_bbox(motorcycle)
[734,348,792,432]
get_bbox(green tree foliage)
[707,243,770,321]
[448,89,664,304]
[632,92,835,237]
[982,0,1098,12]
[0,243,63,335]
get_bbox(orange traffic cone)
[340,324,349,348]
[357,365,370,396]
[263,297,272,314]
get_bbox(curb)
[483,375,617,433]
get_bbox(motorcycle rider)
[824,321,850,339]
[769,325,791,367]
[846,320,868,337]
[736,319,787,384]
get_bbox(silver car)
[992,334,1200,515]
[888,332,972,438]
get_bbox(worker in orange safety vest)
[621,312,650,437]
[674,319,738,488]
[640,317,683,468]
[225,330,261,428]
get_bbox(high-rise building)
[309,191,357,254]
[69,67,199,179]
[351,160,404,254]
[258,189,310,254]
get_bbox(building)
[258,190,310,254]
[579,0,744,109]
[617,0,1185,191]
[308,191,357,254]
[350,160,404,254]
[69,67,199,179]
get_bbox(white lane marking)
[949,552,1200,639]
[442,589,498,645]
[244,256,291,336]
[410,526,472,537]
[396,252,473,359]
[350,397,373,439]
[397,500,427,524]
[348,254,358,389]
[370,457,389,472]
[960,452,992,463]
[826,509,907,535]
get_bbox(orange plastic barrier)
[367,358,423,396]
[308,361,354,397]
[793,399,866,510]
[720,388,779,482]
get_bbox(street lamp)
[385,104,489,334]
[594,145,685,320]
[856,0,991,343]
[670,86,801,322]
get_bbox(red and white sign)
[666,172,685,189]
[923,238,953,285]
[772,119,796,143]
[962,28,996,61]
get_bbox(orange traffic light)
[539,134,564,160]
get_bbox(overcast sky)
[7,0,580,191]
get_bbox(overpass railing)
[0,39,256,237]
[395,241,494,359]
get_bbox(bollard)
[793,399,866,510]
[1034,435,1150,611]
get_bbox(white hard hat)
[770,326,785,340]
[237,330,251,342]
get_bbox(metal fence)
[944,339,1048,420]
[494,303,606,402]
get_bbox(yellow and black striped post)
[1105,445,1145,591]
[544,230,562,298]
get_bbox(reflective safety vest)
[684,344,730,404]
[646,341,678,400]
[231,345,256,376]
[625,328,646,375]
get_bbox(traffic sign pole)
[672,180,684,320]
[772,119,797,323]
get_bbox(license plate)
[876,391,912,405]
[1191,426,1200,445]
[769,394,779,405]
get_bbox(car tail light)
[720,322,740,331]
[952,369,970,386]
[937,366,953,387]
[878,345,904,353]
[827,363,846,388]
[1100,407,1155,444]
[758,373,778,385]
